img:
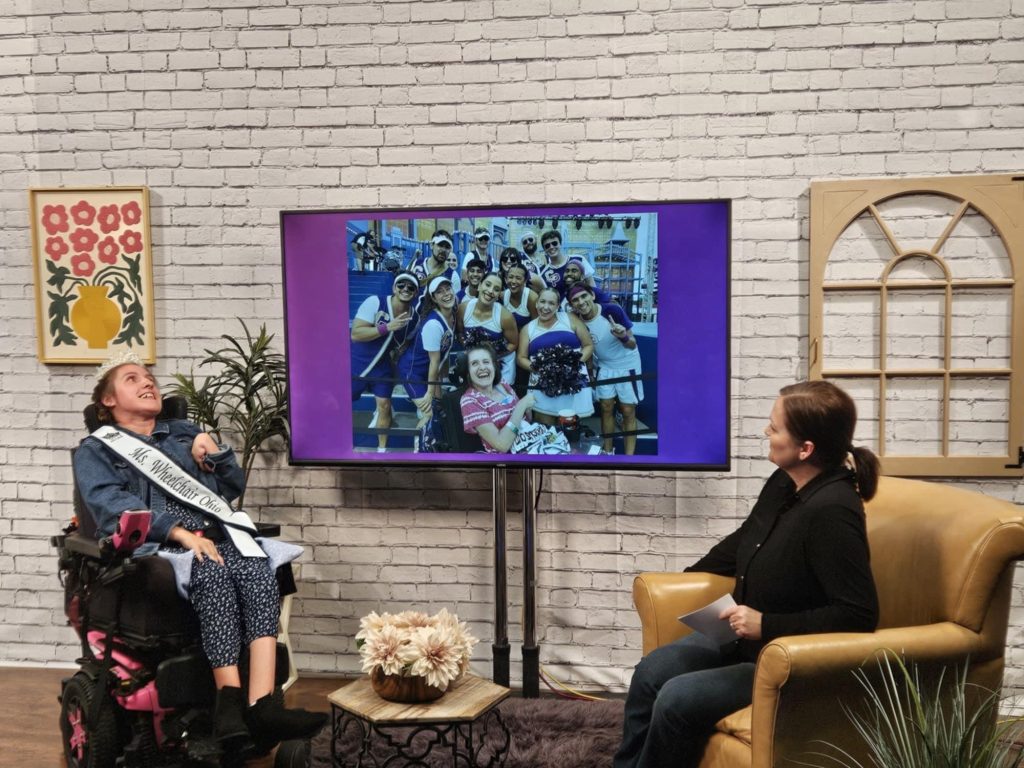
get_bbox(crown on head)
[94,349,146,381]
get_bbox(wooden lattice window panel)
[809,175,1024,477]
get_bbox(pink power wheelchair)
[52,397,311,768]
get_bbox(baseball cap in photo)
[428,276,453,295]
[432,233,453,247]
[474,226,490,239]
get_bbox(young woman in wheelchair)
[614,380,881,768]
[73,351,325,754]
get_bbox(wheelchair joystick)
[111,510,151,554]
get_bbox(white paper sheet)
[678,593,739,645]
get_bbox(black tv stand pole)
[521,468,539,697]
[491,467,510,687]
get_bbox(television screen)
[280,201,730,469]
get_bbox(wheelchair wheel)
[274,739,309,768]
[60,672,121,768]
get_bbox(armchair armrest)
[633,572,736,656]
[756,622,985,686]
[749,622,989,768]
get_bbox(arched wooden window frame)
[809,174,1024,477]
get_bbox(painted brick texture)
[2,0,1023,699]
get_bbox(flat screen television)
[280,200,730,469]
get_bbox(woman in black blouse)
[614,380,880,768]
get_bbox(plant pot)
[370,668,446,703]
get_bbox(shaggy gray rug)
[312,696,624,768]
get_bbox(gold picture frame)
[30,186,156,364]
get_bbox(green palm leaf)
[170,319,288,508]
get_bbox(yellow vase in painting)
[70,284,122,349]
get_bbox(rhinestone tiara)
[94,348,146,381]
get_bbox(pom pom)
[531,344,585,397]
[460,327,503,357]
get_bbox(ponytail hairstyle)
[778,380,880,500]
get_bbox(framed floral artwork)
[30,186,156,364]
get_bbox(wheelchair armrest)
[63,533,104,560]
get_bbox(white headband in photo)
[393,273,419,290]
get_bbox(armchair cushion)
[716,706,752,745]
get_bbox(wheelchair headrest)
[83,395,189,432]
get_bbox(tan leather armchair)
[633,476,1024,768]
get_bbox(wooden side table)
[328,674,511,767]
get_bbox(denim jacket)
[73,419,245,549]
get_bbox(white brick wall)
[2,0,1023,698]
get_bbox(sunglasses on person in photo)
[522,238,535,244]
[476,235,490,242]
[543,241,558,250]
[501,255,518,263]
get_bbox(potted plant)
[801,654,1024,768]
[170,320,288,508]
[356,609,478,703]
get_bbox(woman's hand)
[519,392,537,411]
[191,432,220,471]
[413,393,433,414]
[720,604,763,641]
[169,526,224,565]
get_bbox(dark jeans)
[613,633,755,768]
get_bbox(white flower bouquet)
[356,608,478,693]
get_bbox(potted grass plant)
[170,320,288,508]
[800,654,1024,768]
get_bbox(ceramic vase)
[70,284,121,349]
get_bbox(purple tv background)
[280,201,730,469]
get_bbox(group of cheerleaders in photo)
[350,226,648,454]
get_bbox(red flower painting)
[71,253,96,277]
[97,204,121,233]
[42,204,69,235]
[97,236,120,264]
[33,188,152,360]
[45,236,69,261]
[121,201,142,226]
[69,227,99,253]
[70,200,96,226]
[119,229,143,254]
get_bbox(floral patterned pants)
[167,501,280,668]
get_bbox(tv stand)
[490,467,540,698]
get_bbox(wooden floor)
[0,666,345,768]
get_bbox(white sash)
[91,425,266,558]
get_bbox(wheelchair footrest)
[156,653,216,709]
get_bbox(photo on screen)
[280,201,729,470]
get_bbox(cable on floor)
[539,664,607,701]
